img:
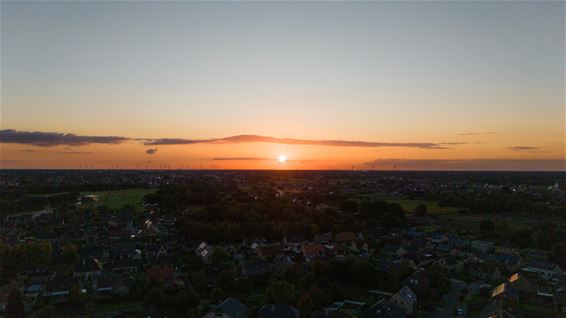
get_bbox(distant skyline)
[1,1,564,170]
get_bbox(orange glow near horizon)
[0,136,564,171]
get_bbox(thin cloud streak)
[459,132,498,136]
[58,151,94,155]
[213,157,317,163]
[143,138,206,145]
[508,146,542,152]
[213,157,271,161]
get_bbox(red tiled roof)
[145,267,174,282]
[302,243,325,257]
[258,244,282,257]
[335,232,356,242]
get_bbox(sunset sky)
[1,1,564,170]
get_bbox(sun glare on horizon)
[278,155,287,164]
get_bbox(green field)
[80,188,157,211]
[28,191,71,198]
[386,198,459,215]
[356,195,460,215]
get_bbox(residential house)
[19,265,54,283]
[402,238,433,252]
[380,245,406,259]
[73,257,103,279]
[257,304,299,318]
[242,260,272,278]
[202,297,249,318]
[257,243,283,261]
[405,228,425,240]
[42,277,77,304]
[389,286,417,315]
[302,243,325,259]
[427,233,448,244]
[435,244,452,254]
[469,262,502,281]
[148,255,175,268]
[112,258,141,274]
[283,234,305,248]
[521,261,562,281]
[313,232,333,244]
[359,299,405,318]
[440,256,464,273]
[325,243,347,259]
[93,274,132,300]
[25,283,43,301]
[478,302,521,318]
[245,237,267,252]
[471,240,494,254]
[335,232,357,243]
[522,249,550,263]
[110,241,140,259]
[139,220,160,239]
[312,310,352,318]
[145,265,181,289]
[329,300,366,316]
[401,269,430,293]
[491,283,520,303]
[491,253,522,273]
[145,243,168,258]
[197,242,213,262]
[495,242,519,255]
[507,273,538,303]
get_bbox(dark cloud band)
[364,158,565,171]
[0,129,128,147]
[1,129,463,150]
[145,134,459,149]
[145,148,158,155]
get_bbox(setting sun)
[278,155,287,163]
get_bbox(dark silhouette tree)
[297,293,314,318]
[211,288,225,304]
[552,241,566,268]
[266,281,295,304]
[5,288,26,318]
[415,204,428,217]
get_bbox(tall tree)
[266,281,295,304]
[415,204,428,217]
[5,288,26,318]
[297,293,314,318]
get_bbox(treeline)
[0,190,79,217]
[478,220,566,267]
[438,188,565,215]
[0,241,53,284]
[143,184,223,212]
[145,187,406,244]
